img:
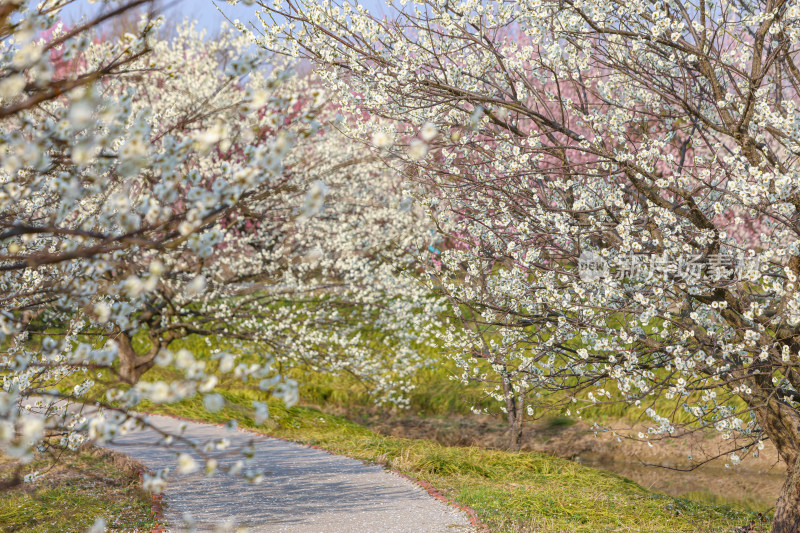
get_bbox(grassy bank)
[144,389,767,533]
[0,447,156,533]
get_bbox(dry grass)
[0,446,156,532]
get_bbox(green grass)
[0,447,156,533]
[143,389,766,533]
[167,333,750,432]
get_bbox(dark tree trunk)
[116,331,158,384]
[502,377,524,451]
[749,393,800,533]
[507,415,523,451]
[773,463,800,533]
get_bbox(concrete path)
[106,414,474,532]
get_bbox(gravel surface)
[106,414,475,532]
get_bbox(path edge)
[140,411,489,533]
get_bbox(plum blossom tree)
[0,1,308,496]
[248,0,800,528]
[0,0,218,489]
[84,20,442,405]
[1,0,441,504]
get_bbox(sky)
[62,0,389,31]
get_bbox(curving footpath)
[106,414,475,532]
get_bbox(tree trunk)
[773,462,800,533]
[115,331,158,384]
[507,416,523,451]
[502,376,524,451]
[749,393,800,533]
